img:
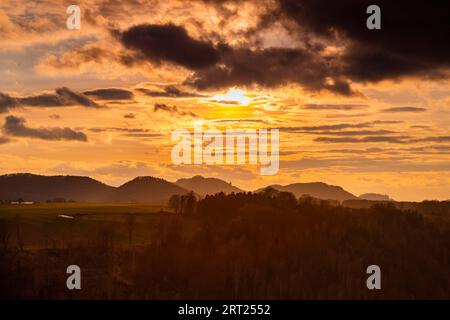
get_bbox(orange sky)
[0,0,449,201]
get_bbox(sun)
[208,87,253,106]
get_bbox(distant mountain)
[0,173,379,204]
[359,193,392,201]
[111,176,189,202]
[0,173,114,202]
[176,175,243,196]
[258,182,357,202]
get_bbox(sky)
[0,0,449,201]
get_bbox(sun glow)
[209,88,253,106]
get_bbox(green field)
[0,202,166,219]
[0,202,199,250]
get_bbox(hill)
[359,193,392,201]
[111,176,189,202]
[258,182,357,202]
[0,173,114,202]
[176,175,243,196]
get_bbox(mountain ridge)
[176,175,243,196]
[256,182,358,202]
[0,173,386,203]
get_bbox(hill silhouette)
[0,173,114,202]
[0,173,395,203]
[110,176,189,202]
[257,182,357,202]
[359,193,392,201]
[176,175,243,196]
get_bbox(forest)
[0,189,449,299]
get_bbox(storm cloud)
[3,116,88,142]
[118,24,220,70]
[278,0,450,82]
[83,88,134,100]
[0,87,100,113]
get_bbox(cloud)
[137,85,205,98]
[282,156,450,173]
[3,116,87,142]
[51,161,159,181]
[303,130,397,136]
[0,92,19,113]
[208,118,269,124]
[303,104,368,110]
[88,126,162,138]
[315,136,409,144]
[0,87,100,113]
[118,24,221,70]
[381,106,427,113]
[414,136,450,143]
[186,46,357,95]
[0,136,10,145]
[154,103,197,117]
[315,135,450,144]
[83,88,134,100]
[280,120,402,132]
[278,0,450,82]
[116,23,358,95]
[123,113,136,119]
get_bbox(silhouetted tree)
[275,191,297,208]
[169,194,181,214]
[184,191,197,215]
[259,186,279,198]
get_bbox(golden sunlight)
[208,87,253,106]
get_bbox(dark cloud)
[19,87,99,107]
[3,116,87,142]
[83,88,134,100]
[382,106,427,113]
[186,46,357,95]
[118,24,220,70]
[76,2,449,94]
[123,113,136,119]
[137,85,205,98]
[278,0,450,82]
[410,125,431,129]
[0,87,100,113]
[0,93,19,113]
[116,23,357,95]
[414,136,450,143]
[154,103,197,117]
